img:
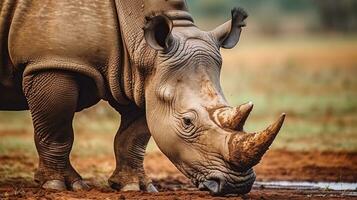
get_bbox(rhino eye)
[175,111,199,138]
[183,117,192,127]
[181,113,196,129]
[181,116,196,136]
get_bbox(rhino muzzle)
[198,169,256,195]
[199,102,285,195]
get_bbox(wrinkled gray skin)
[0,0,285,195]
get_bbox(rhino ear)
[144,14,174,51]
[212,7,248,49]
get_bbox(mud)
[1,150,357,199]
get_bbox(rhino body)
[0,0,285,195]
[1,0,138,110]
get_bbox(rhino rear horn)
[211,7,248,49]
[215,102,254,131]
[144,14,174,51]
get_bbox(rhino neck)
[145,0,194,28]
[113,0,193,108]
[113,0,156,108]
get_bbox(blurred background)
[0,0,356,176]
[186,0,357,152]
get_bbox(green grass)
[221,51,357,152]
[0,111,32,132]
[0,136,36,156]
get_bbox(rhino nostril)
[198,182,207,191]
[202,179,220,195]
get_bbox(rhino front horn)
[228,113,286,170]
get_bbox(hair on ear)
[144,14,174,51]
[211,7,248,49]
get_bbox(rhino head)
[143,7,285,195]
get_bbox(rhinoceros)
[0,0,285,195]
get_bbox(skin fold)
[0,0,285,195]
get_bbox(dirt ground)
[1,150,356,199]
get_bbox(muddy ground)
[1,150,356,199]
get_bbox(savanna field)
[1,1,357,199]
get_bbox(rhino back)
[9,0,121,70]
[1,0,124,110]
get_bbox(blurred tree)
[187,0,357,34]
[188,0,231,16]
[315,0,357,32]
[187,0,313,18]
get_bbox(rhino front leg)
[23,71,89,191]
[108,111,157,192]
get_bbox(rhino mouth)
[197,169,256,195]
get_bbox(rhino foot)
[35,164,90,191]
[71,180,91,191]
[111,182,158,192]
[120,183,140,191]
[42,180,67,191]
[108,174,158,192]
[41,179,90,191]
[146,183,159,192]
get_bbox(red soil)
[1,150,357,199]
